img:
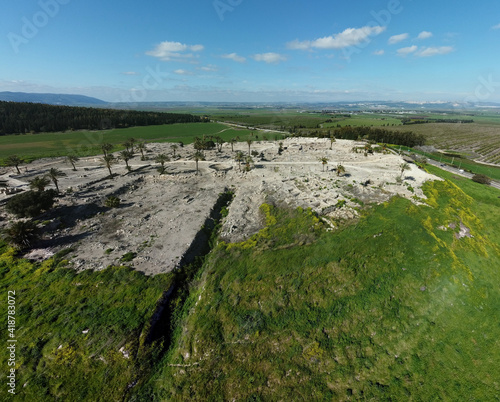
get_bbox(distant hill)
[0,91,107,106]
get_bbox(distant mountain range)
[1,92,499,111]
[0,92,107,106]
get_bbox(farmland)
[0,122,259,162]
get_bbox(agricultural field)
[0,123,258,163]
[385,122,500,164]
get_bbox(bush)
[6,190,58,218]
[104,196,120,208]
[120,252,137,262]
[3,220,39,248]
[472,174,491,185]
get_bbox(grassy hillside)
[0,249,174,401]
[136,175,500,400]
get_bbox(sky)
[0,0,499,103]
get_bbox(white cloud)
[199,65,218,72]
[416,46,454,57]
[174,69,194,75]
[286,26,386,50]
[121,71,139,76]
[146,41,204,62]
[388,33,409,44]
[397,45,418,56]
[221,53,246,63]
[417,31,433,40]
[492,23,500,30]
[252,52,287,64]
[373,49,385,56]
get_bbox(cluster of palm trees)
[28,168,66,193]
[318,157,346,176]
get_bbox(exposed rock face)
[1,138,441,275]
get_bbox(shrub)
[104,196,120,208]
[120,252,137,262]
[3,220,39,248]
[472,174,491,185]
[6,189,58,218]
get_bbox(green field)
[0,123,263,163]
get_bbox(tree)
[170,144,179,157]
[472,174,491,185]
[230,138,237,152]
[193,151,205,175]
[66,154,79,171]
[3,220,39,249]
[137,141,147,161]
[246,139,253,155]
[244,155,254,172]
[155,153,170,175]
[6,190,58,218]
[128,137,137,153]
[336,164,346,177]
[47,168,66,193]
[235,151,245,171]
[119,150,134,171]
[215,136,225,152]
[6,155,23,174]
[29,176,51,192]
[123,140,132,153]
[400,162,410,179]
[330,136,336,150]
[101,143,113,157]
[102,154,117,177]
[319,157,329,172]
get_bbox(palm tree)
[235,151,245,171]
[46,168,66,193]
[400,162,410,180]
[330,136,336,150]
[137,142,147,160]
[101,143,113,157]
[66,154,79,171]
[319,157,329,172]
[246,139,253,155]
[278,142,284,155]
[229,138,237,152]
[102,154,117,178]
[3,220,39,249]
[193,151,205,175]
[215,136,225,152]
[336,164,346,177]
[119,150,134,171]
[29,176,51,192]
[6,155,23,174]
[128,138,137,153]
[244,155,254,172]
[122,141,132,153]
[170,144,179,157]
[155,153,170,175]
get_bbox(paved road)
[423,157,500,191]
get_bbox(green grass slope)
[139,177,500,400]
[0,250,174,401]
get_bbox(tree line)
[0,101,205,135]
[310,126,426,147]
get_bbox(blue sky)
[1,0,499,103]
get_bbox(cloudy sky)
[1,0,499,102]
